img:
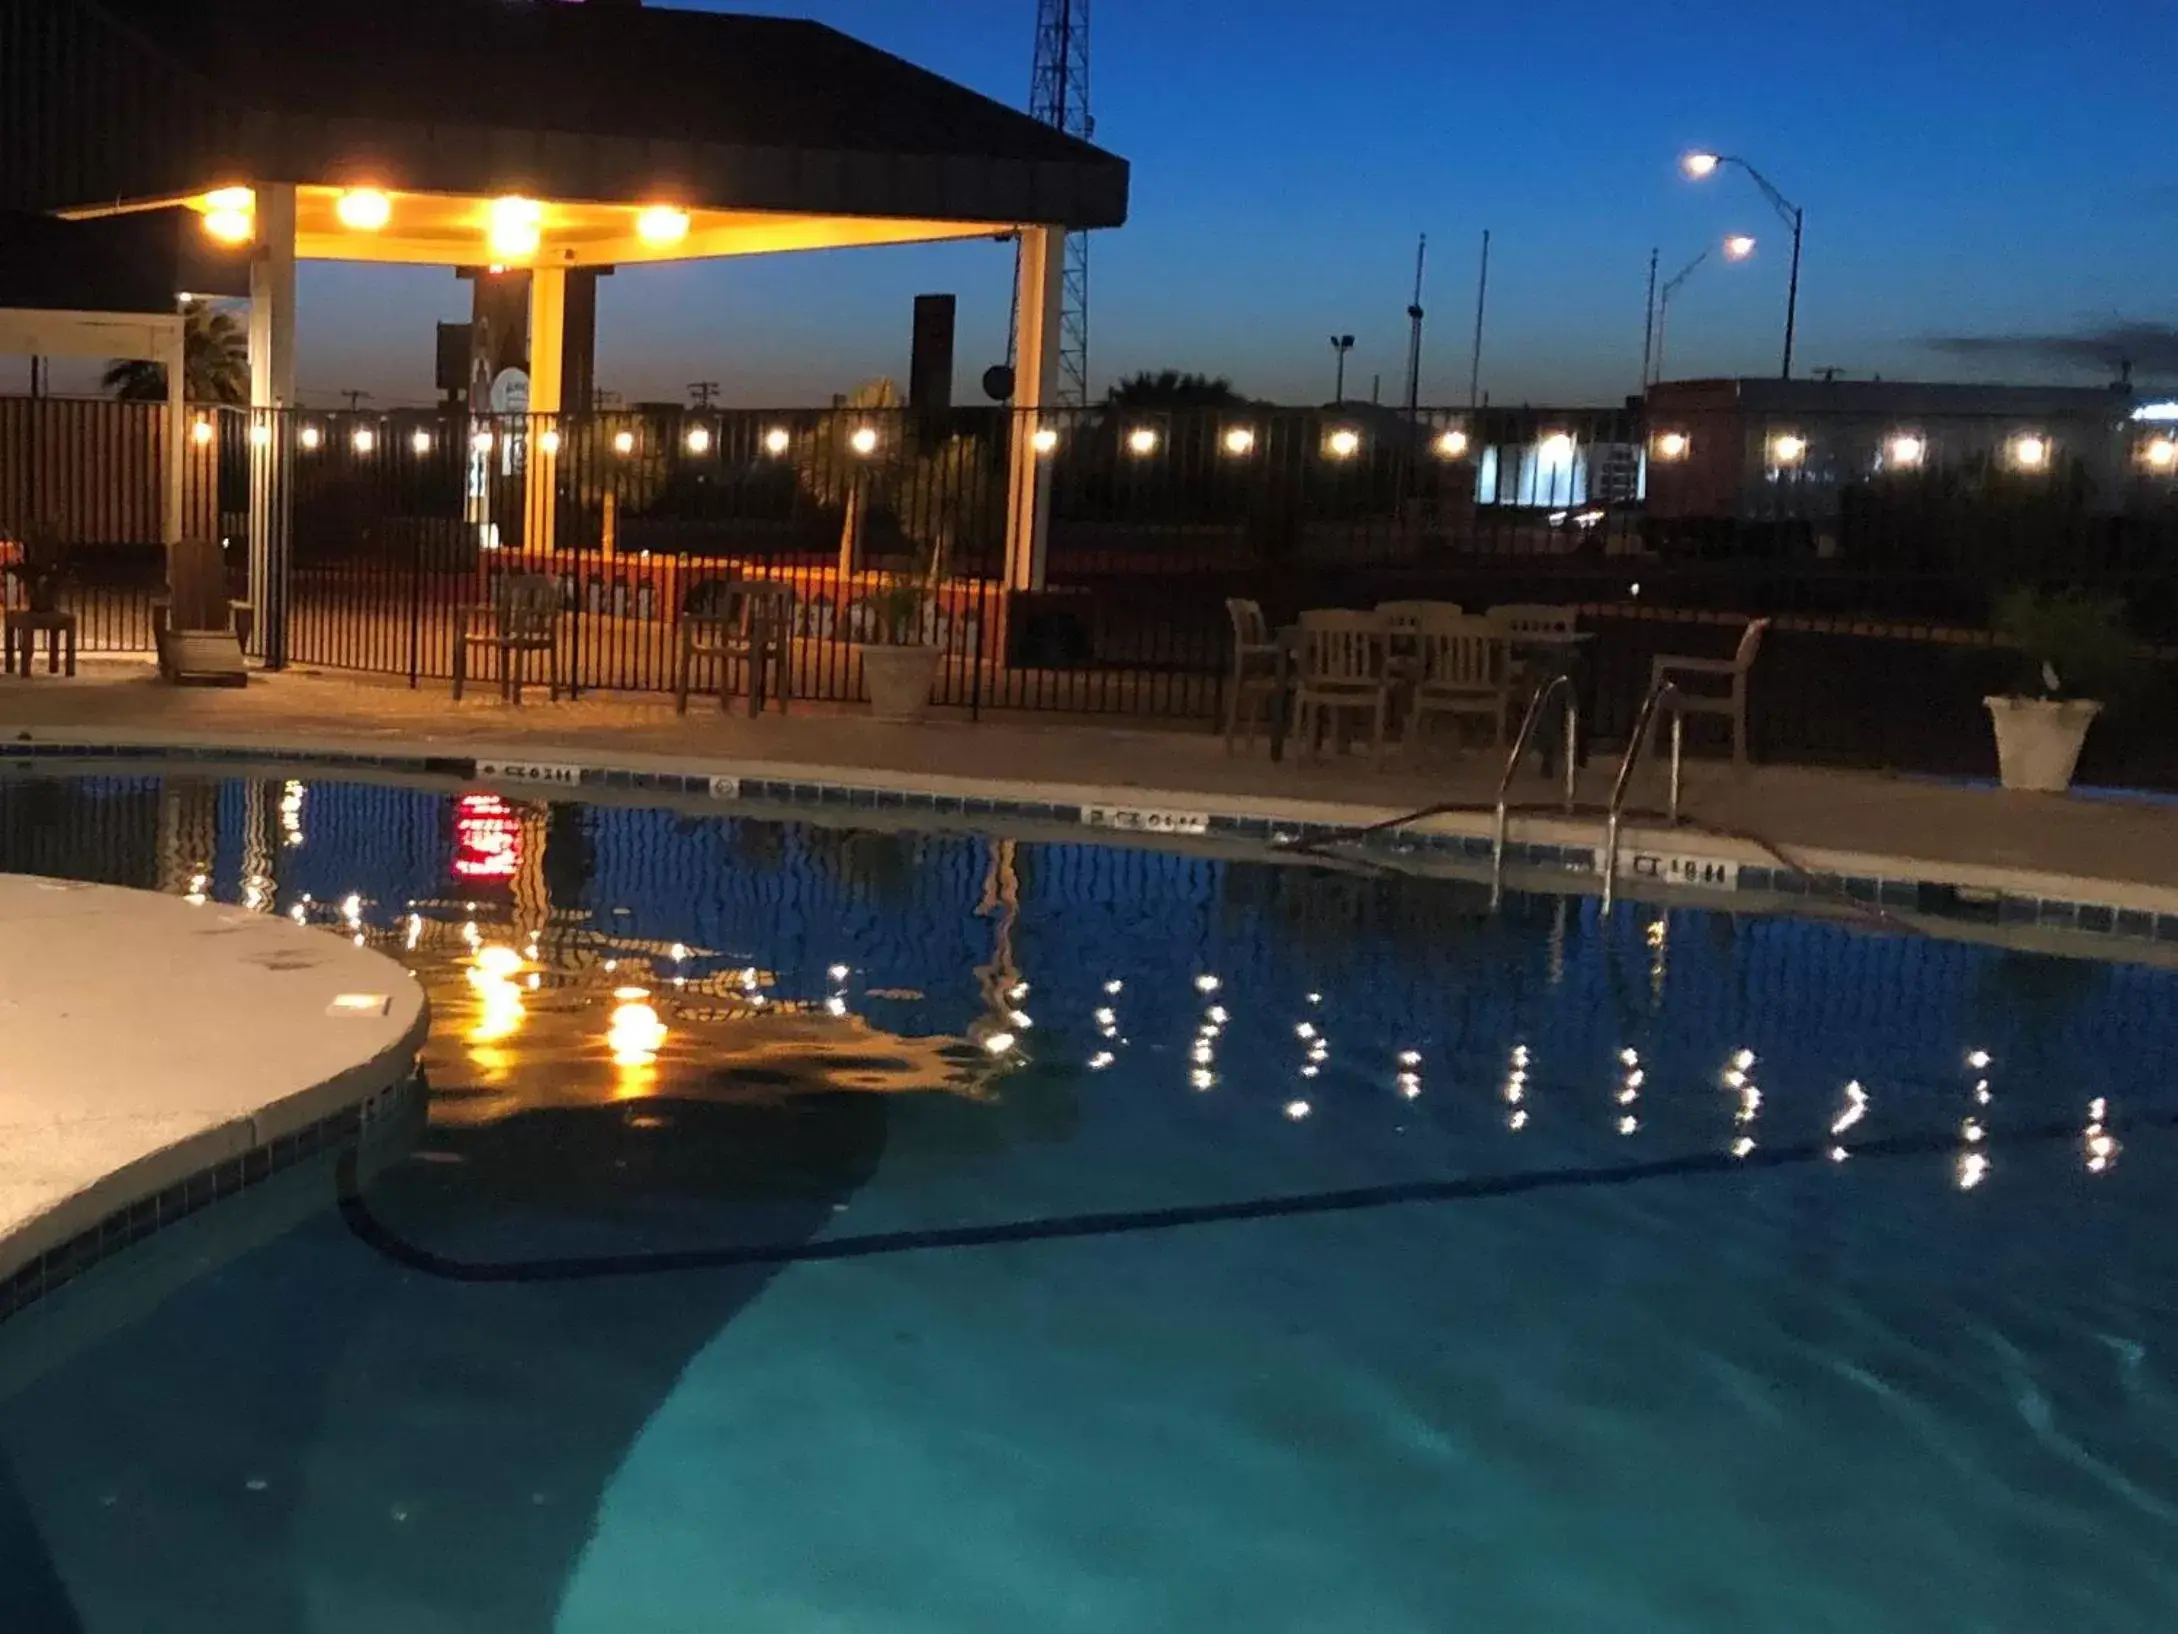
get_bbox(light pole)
[1329,333,1355,404]
[1649,235,1756,385]
[1683,151,1803,378]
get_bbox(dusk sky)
[286,0,2175,409]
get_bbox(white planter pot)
[1985,695,2101,793]
[861,643,942,724]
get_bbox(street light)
[1647,234,1755,385]
[1328,334,1355,405]
[1683,150,1805,378]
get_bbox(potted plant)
[857,551,944,723]
[796,378,992,725]
[1984,588,2147,793]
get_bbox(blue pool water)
[5,770,2178,1631]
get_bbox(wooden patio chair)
[1291,609,1391,764]
[675,577,792,716]
[1650,616,1769,766]
[1223,596,1283,752]
[454,573,561,703]
[153,535,246,686]
[1406,613,1513,754]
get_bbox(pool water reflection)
[4,770,2178,1633]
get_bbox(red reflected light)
[454,792,521,881]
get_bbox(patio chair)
[675,578,792,716]
[454,573,561,703]
[1650,616,1769,766]
[152,535,247,686]
[1291,609,1392,764]
[1490,602,1582,700]
[1406,613,1513,754]
[1223,596,1283,752]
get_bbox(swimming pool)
[4,768,2178,1633]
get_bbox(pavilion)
[0,0,1129,659]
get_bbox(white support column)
[1002,226,1065,594]
[161,324,186,546]
[523,265,566,561]
[247,183,297,666]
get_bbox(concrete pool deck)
[0,874,427,1303]
[6,662,2178,908]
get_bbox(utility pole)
[1639,247,1659,389]
[688,381,720,408]
[1467,229,1491,410]
[1402,232,1427,422]
[340,388,372,411]
[1329,333,1355,405]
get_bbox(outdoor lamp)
[637,206,691,246]
[1653,431,1690,461]
[1326,428,1362,459]
[298,425,323,451]
[685,425,713,454]
[849,426,880,456]
[336,189,392,231]
[351,427,376,454]
[1435,428,1470,459]
[411,430,433,455]
[190,418,214,448]
[538,428,562,457]
[1032,426,1060,455]
[1886,433,1926,468]
[763,427,792,456]
[2009,433,2049,470]
[487,197,543,260]
[1222,426,1256,456]
[613,429,637,455]
[2145,437,2178,471]
[1769,433,1807,465]
[1127,426,1160,456]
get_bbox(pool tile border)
[4,737,2173,953]
[0,1077,418,1329]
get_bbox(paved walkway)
[6,662,2178,904]
[0,873,426,1293]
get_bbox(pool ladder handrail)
[1489,673,1580,910]
[1601,678,1685,912]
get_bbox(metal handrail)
[1490,672,1579,910]
[1601,679,1684,913]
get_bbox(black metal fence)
[5,395,2178,780]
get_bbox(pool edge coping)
[10,721,2178,952]
[0,879,430,1327]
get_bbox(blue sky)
[285,0,2174,409]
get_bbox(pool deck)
[0,873,427,1298]
[6,661,2178,911]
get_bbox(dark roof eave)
[245,113,1127,231]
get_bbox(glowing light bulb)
[636,205,690,246]
[487,196,542,259]
[336,189,392,231]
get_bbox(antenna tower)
[1015,0,1093,405]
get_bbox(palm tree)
[101,306,249,404]
[1104,369,1246,410]
[798,378,995,599]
